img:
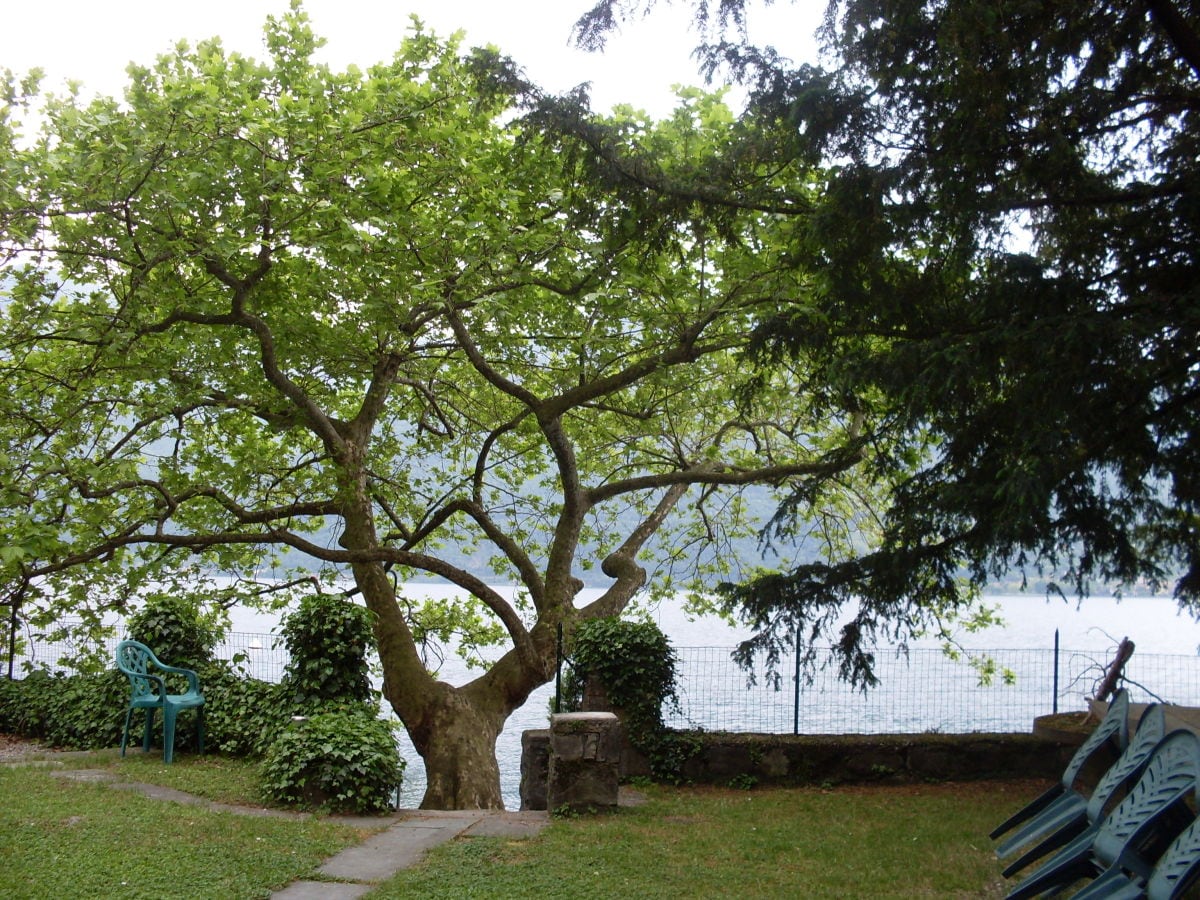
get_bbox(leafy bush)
[0,669,127,750]
[570,617,681,726]
[278,594,376,707]
[0,671,53,737]
[41,669,129,749]
[260,704,404,814]
[126,591,225,669]
[196,663,290,757]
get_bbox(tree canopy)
[0,6,880,806]
[575,0,1200,682]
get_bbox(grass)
[1,749,1039,899]
[86,751,270,807]
[371,780,1039,899]
[0,754,376,900]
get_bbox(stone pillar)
[519,729,550,811]
[547,712,621,813]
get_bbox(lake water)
[225,586,1200,809]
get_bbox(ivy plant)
[259,703,404,814]
[568,617,699,782]
[278,593,376,709]
[125,591,225,670]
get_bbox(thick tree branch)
[1144,0,1200,79]
[582,479,693,618]
[586,442,869,506]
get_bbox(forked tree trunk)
[407,683,507,809]
[362,558,537,810]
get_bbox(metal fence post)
[1052,628,1060,714]
[793,621,802,735]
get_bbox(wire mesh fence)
[7,625,1200,735]
[664,645,1200,734]
[5,626,291,684]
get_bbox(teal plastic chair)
[1071,810,1200,900]
[992,689,1131,844]
[1005,730,1200,899]
[115,640,205,764]
[999,704,1166,876]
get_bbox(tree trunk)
[408,683,507,809]
[358,551,546,810]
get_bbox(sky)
[0,0,822,119]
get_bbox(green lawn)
[0,757,372,900]
[372,780,1038,899]
[1,752,1040,899]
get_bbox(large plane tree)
[0,9,880,807]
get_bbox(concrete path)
[273,808,550,899]
[46,766,550,897]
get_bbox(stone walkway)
[273,807,549,899]
[8,750,549,898]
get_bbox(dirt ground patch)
[0,732,55,761]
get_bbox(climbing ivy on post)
[569,617,699,782]
[278,594,376,709]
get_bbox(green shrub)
[260,704,403,814]
[126,591,225,670]
[570,617,681,727]
[260,597,399,811]
[41,669,129,749]
[196,663,291,757]
[278,594,375,707]
[0,671,53,737]
[0,669,127,750]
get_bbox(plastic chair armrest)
[153,662,201,691]
[135,672,166,696]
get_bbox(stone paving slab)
[271,880,374,900]
[318,815,484,881]
[56,769,314,819]
[463,810,551,838]
[293,808,552,894]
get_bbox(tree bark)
[408,682,507,809]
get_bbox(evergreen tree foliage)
[576,0,1200,684]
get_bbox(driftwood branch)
[1093,637,1136,703]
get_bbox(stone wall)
[673,732,1074,786]
[520,729,1074,809]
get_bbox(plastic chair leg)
[1006,830,1097,899]
[996,792,1085,859]
[992,784,1067,840]
[142,708,155,753]
[1001,817,1089,878]
[163,706,176,764]
[120,707,134,757]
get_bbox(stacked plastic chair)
[1004,729,1200,899]
[1071,813,1200,899]
[992,689,1131,845]
[998,703,1166,877]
